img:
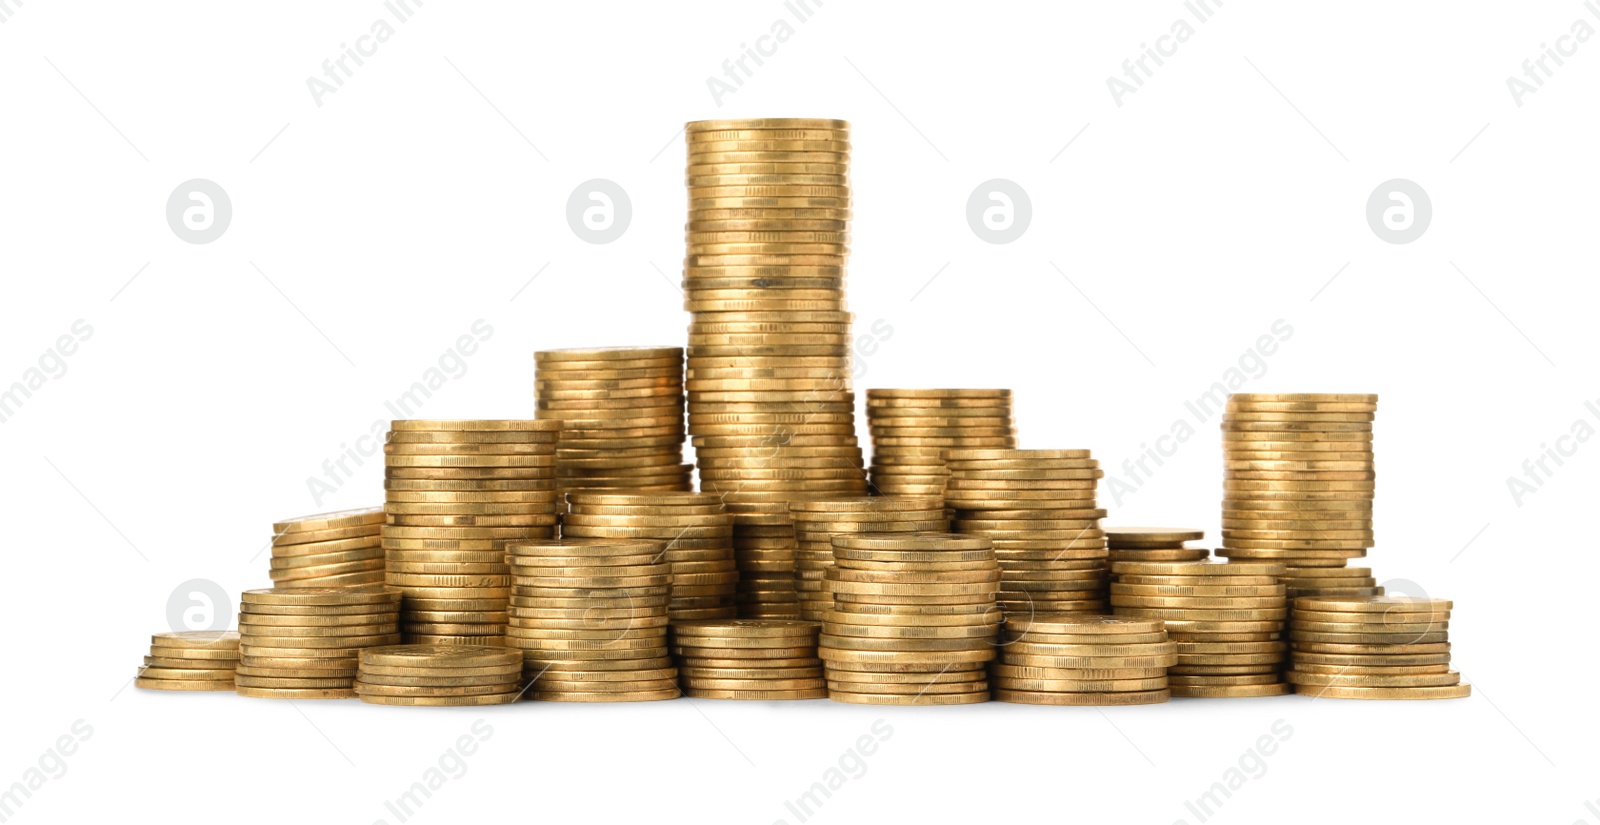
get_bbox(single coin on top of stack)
[534,347,691,497]
[820,533,1001,705]
[504,539,679,702]
[383,419,562,646]
[235,586,402,700]
[1287,595,1468,700]
[993,615,1174,705]
[136,631,240,692]
[1106,526,1210,564]
[562,491,739,620]
[672,619,826,700]
[269,507,386,589]
[726,501,804,619]
[789,497,947,621]
[355,644,523,706]
[1110,560,1290,698]
[945,449,1110,616]
[865,389,1016,499]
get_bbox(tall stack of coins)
[562,491,739,620]
[235,586,401,699]
[503,539,679,702]
[136,631,240,692]
[534,347,691,497]
[1106,527,1210,564]
[945,449,1110,616]
[1110,561,1289,697]
[382,419,562,646]
[672,619,826,699]
[682,117,868,523]
[1287,595,1468,699]
[820,534,1000,705]
[355,644,523,706]
[993,615,1174,705]
[727,501,804,618]
[1219,393,1376,580]
[866,389,1016,499]
[269,508,386,589]
[789,497,947,621]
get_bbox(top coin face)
[536,347,684,361]
[240,586,403,605]
[153,630,241,647]
[942,449,1091,462]
[1228,393,1378,404]
[391,420,563,432]
[687,118,850,133]
[1105,527,1205,543]
[1293,595,1453,613]
[358,644,522,669]
[866,389,1012,399]
[273,507,386,534]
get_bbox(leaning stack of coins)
[235,586,402,699]
[136,631,240,692]
[726,501,804,618]
[504,539,679,702]
[866,389,1016,499]
[672,619,826,700]
[1106,526,1210,565]
[992,615,1174,705]
[820,534,1001,705]
[683,117,868,511]
[1219,393,1376,579]
[383,419,562,646]
[534,347,691,497]
[562,491,739,620]
[789,497,947,621]
[1287,595,1468,700]
[354,644,523,706]
[269,508,386,589]
[945,449,1109,616]
[1110,560,1289,698]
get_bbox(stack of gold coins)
[269,508,386,589]
[789,497,947,621]
[136,631,240,692]
[235,586,402,699]
[727,501,803,618]
[562,491,739,620]
[1287,595,1468,699]
[945,449,1109,616]
[1106,527,1210,564]
[355,644,523,706]
[682,117,868,512]
[382,419,562,646]
[866,389,1016,499]
[534,347,691,497]
[672,619,826,700]
[820,533,1000,705]
[504,539,679,702]
[992,615,1174,705]
[1110,560,1289,697]
[1219,394,1376,575]
[1284,567,1384,604]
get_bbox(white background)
[2,1,1596,823]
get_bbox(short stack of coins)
[1283,567,1384,606]
[235,586,402,699]
[789,496,947,621]
[136,631,240,692]
[1287,595,1468,700]
[534,347,691,497]
[945,449,1110,616]
[1219,393,1376,580]
[1106,526,1210,564]
[820,533,1000,705]
[562,491,739,620]
[993,615,1174,706]
[504,539,679,702]
[683,117,868,511]
[1110,560,1290,698]
[355,644,523,706]
[382,419,562,646]
[727,501,804,618]
[269,507,386,588]
[671,619,826,700]
[866,389,1016,499]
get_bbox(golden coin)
[1293,683,1470,700]
[1168,683,1291,698]
[135,677,236,691]
[356,692,520,706]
